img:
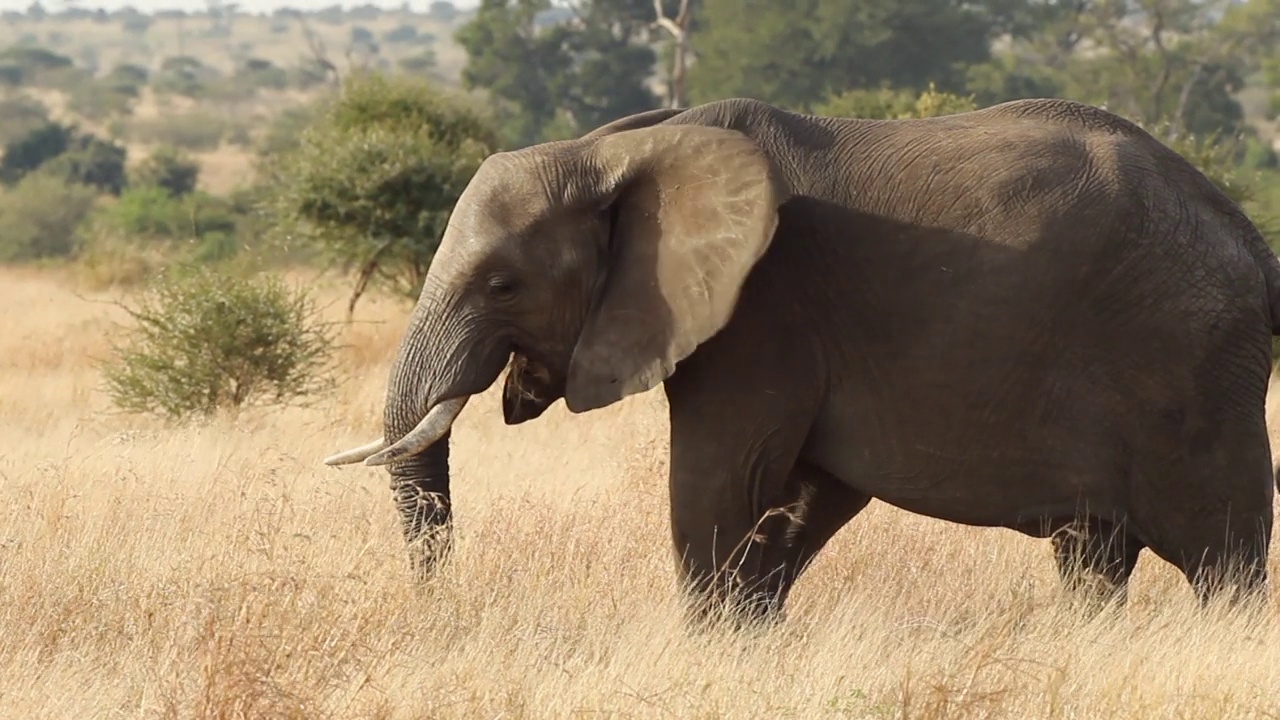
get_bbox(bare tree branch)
[297,14,340,89]
[652,0,691,109]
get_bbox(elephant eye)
[487,274,518,300]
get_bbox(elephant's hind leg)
[1051,518,1145,611]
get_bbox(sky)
[0,0,481,12]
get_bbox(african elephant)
[325,96,1280,623]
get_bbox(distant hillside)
[0,4,476,87]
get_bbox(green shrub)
[99,185,191,237]
[94,185,238,247]
[38,133,128,194]
[0,120,72,184]
[101,268,338,420]
[131,145,200,197]
[0,171,97,262]
[1,121,127,192]
[815,83,978,119]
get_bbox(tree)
[455,0,660,146]
[38,132,128,195]
[685,0,996,110]
[268,72,502,315]
[0,120,71,185]
[652,0,694,108]
[965,0,1280,142]
[131,145,200,197]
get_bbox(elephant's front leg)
[663,377,868,626]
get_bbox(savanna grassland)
[5,268,1280,719]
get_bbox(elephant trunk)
[375,303,465,578]
[386,427,454,579]
[324,266,510,579]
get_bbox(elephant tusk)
[323,438,388,466]
[365,395,470,467]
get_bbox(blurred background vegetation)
[0,0,1276,357]
[0,2,1274,285]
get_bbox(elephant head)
[324,121,792,576]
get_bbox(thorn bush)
[101,268,340,420]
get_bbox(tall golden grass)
[3,265,1280,719]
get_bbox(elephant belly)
[802,411,1125,532]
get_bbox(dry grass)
[3,265,1280,719]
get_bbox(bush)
[0,121,127,192]
[101,268,338,420]
[39,133,128,194]
[815,83,978,119]
[0,120,72,184]
[131,145,200,196]
[91,185,240,260]
[0,171,97,262]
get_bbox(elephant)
[325,96,1280,624]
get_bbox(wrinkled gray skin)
[327,97,1280,623]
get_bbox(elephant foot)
[675,569,794,634]
[1051,518,1143,616]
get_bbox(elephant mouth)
[502,351,567,424]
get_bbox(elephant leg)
[1152,504,1272,609]
[667,456,869,628]
[1051,518,1144,610]
[662,347,867,627]
[1130,391,1274,609]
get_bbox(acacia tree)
[965,0,1280,142]
[455,0,660,146]
[268,71,502,316]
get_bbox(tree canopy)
[450,0,1280,163]
[266,72,502,314]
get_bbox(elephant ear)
[564,124,790,413]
